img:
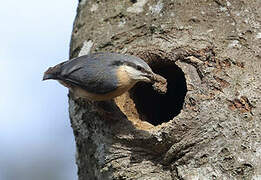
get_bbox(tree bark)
[69,0,261,179]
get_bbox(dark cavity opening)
[130,61,187,126]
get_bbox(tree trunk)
[69,0,261,179]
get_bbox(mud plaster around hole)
[115,55,187,129]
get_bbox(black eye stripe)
[111,60,149,73]
[136,65,142,71]
[110,60,124,66]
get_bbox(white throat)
[122,65,150,82]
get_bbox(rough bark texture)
[69,0,261,179]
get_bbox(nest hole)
[130,61,187,126]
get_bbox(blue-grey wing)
[59,54,118,94]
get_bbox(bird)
[43,52,166,101]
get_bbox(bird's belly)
[72,85,133,101]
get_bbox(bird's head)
[111,57,157,84]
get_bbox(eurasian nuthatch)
[43,52,167,101]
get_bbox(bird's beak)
[146,72,166,84]
[145,72,156,82]
[142,73,154,83]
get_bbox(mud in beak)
[146,73,168,94]
[146,73,166,84]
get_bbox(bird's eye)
[137,65,143,71]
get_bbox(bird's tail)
[43,62,64,81]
